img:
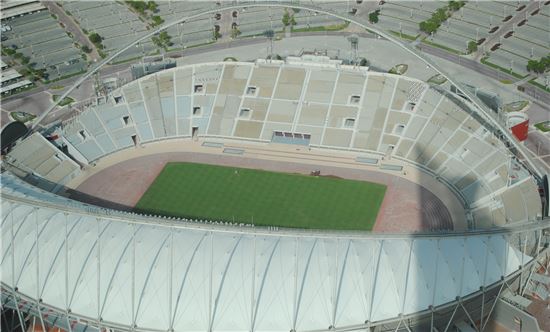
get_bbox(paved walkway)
[68,138,467,233]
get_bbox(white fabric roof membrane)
[0,173,531,331]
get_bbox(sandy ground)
[69,138,466,233]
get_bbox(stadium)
[1,1,550,332]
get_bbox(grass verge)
[480,57,526,80]
[534,121,550,132]
[52,94,75,106]
[10,111,36,123]
[528,79,550,92]
[291,21,350,33]
[389,30,419,41]
[422,39,464,55]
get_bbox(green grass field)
[135,162,387,231]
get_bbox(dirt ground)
[73,150,453,233]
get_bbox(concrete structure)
[1,169,548,331]
[0,0,45,20]
[0,78,32,95]
[2,2,549,331]
[55,60,542,228]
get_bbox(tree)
[32,68,47,80]
[368,10,380,23]
[2,47,16,56]
[89,32,102,44]
[81,45,92,53]
[433,8,448,22]
[147,1,158,12]
[152,36,163,48]
[527,59,547,74]
[448,0,465,11]
[159,31,170,42]
[20,67,31,78]
[231,27,241,39]
[419,21,435,33]
[282,11,291,26]
[467,40,477,54]
[126,1,147,14]
[151,15,164,27]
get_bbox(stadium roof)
[1,173,533,331]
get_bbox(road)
[2,29,547,132]
[417,43,550,106]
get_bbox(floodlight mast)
[30,1,544,179]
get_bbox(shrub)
[126,0,147,14]
[19,68,29,76]
[448,0,465,11]
[152,36,162,48]
[151,15,164,26]
[368,10,380,23]
[147,1,157,12]
[527,59,547,73]
[419,4,454,34]
[231,28,241,39]
[282,11,291,26]
[467,40,477,54]
[32,68,47,80]
[2,47,16,56]
[419,20,439,33]
[89,32,102,44]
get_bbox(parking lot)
[61,1,155,62]
[2,10,87,81]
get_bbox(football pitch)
[135,162,387,231]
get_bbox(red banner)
[511,119,529,141]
